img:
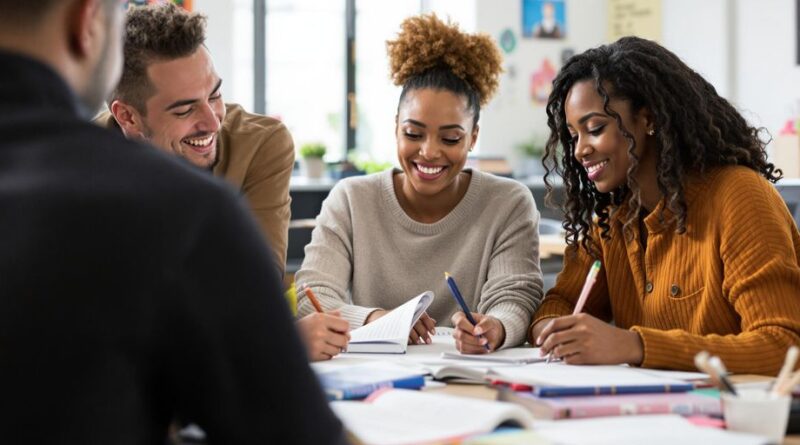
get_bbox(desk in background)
[288,176,800,292]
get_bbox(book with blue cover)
[316,362,426,400]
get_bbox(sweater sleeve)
[241,122,295,277]
[633,177,800,375]
[294,182,379,328]
[528,234,612,345]
[479,185,544,348]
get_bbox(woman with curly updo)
[531,36,800,374]
[296,14,543,353]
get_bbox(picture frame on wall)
[522,0,567,39]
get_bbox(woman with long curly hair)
[530,36,800,374]
[296,14,543,354]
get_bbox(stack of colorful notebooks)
[498,389,721,419]
[489,364,717,420]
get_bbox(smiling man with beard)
[99,2,352,363]
[98,3,295,277]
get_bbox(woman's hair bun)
[387,14,503,106]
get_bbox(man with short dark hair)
[102,3,351,362]
[99,4,294,276]
[0,0,346,443]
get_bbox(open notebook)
[346,291,434,354]
[441,347,547,365]
[331,389,534,445]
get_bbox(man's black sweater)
[0,50,345,445]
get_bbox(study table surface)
[320,336,797,445]
[430,375,800,445]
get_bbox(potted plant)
[299,142,326,179]
[516,136,546,178]
[349,152,393,175]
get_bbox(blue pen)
[444,272,491,351]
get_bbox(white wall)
[474,0,799,163]
[474,0,607,171]
[662,0,732,98]
[192,0,253,108]
[735,0,800,136]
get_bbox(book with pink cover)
[499,389,721,420]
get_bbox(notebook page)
[349,291,433,344]
[331,389,533,445]
[441,347,546,364]
[534,414,766,445]
[491,363,688,387]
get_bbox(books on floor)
[499,389,721,420]
[330,388,535,445]
[316,362,426,400]
[346,291,434,354]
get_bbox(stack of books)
[489,364,718,421]
[498,389,721,420]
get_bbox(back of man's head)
[112,3,207,114]
[0,0,117,28]
[0,0,125,115]
[0,0,66,27]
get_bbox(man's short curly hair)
[111,3,207,113]
[386,14,503,126]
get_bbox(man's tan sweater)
[97,104,294,275]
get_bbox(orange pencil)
[302,285,324,313]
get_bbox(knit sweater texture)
[530,166,800,374]
[296,169,544,348]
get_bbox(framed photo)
[522,0,566,39]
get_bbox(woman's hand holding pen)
[296,310,351,362]
[534,313,644,365]
[451,312,505,354]
[366,309,437,345]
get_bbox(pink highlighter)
[545,260,602,363]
